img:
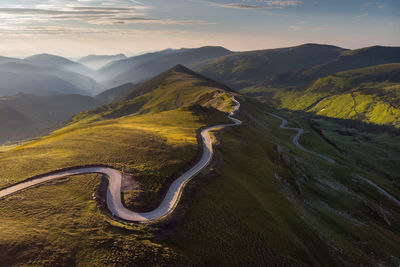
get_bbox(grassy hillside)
[2,97,399,265]
[76,64,235,122]
[258,64,400,128]
[0,65,236,266]
[169,99,400,266]
[194,43,345,89]
[1,65,399,266]
[0,93,100,144]
[253,45,400,90]
[95,82,136,104]
[303,45,400,78]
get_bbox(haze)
[0,0,399,57]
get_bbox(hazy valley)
[0,43,399,266]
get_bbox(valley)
[0,44,399,266]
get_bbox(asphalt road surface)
[0,96,242,222]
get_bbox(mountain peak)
[26,53,65,60]
[170,64,193,73]
[24,53,75,66]
[122,64,232,102]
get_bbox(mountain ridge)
[72,64,235,123]
[0,93,100,143]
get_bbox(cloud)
[264,1,302,7]
[0,25,191,37]
[212,3,273,9]
[361,2,385,9]
[357,13,368,17]
[202,0,302,10]
[289,25,302,30]
[0,3,211,31]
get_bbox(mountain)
[0,56,21,64]
[98,46,232,87]
[303,45,400,78]
[24,54,102,90]
[262,63,400,128]
[95,82,136,104]
[194,43,346,89]
[256,45,400,90]
[1,64,399,266]
[76,64,234,121]
[0,62,103,96]
[0,93,100,143]
[0,71,86,97]
[25,53,93,75]
[78,54,127,70]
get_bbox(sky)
[0,0,399,57]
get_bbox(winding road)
[269,113,400,208]
[269,113,335,164]
[0,97,242,222]
[357,175,400,207]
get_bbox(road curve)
[0,97,242,222]
[269,113,400,207]
[357,175,400,207]
[269,113,335,164]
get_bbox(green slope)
[74,64,235,123]
[266,64,400,128]
[0,65,237,265]
[303,45,400,78]
[252,45,400,90]
[1,65,399,266]
[194,43,345,89]
[169,100,400,266]
[95,82,136,104]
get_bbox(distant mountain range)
[97,46,232,87]
[194,43,346,89]
[238,45,400,128]
[0,54,103,96]
[0,44,399,134]
[0,93,100,143]
[79,54,127,70]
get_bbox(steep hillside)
[194,43,345,89]
[98,46,232,87]
[1,87,399,266]
[256,45,400,90]
[76,64,235,122]
[0,93,100,143]
[95,83,136,104]
[0,65,238,265]
[303,45,400,78]
[169,100,400,266]
[264,64,400,128]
